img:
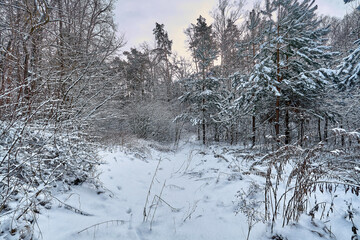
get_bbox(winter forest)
[0,0,360,239]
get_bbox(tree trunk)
[318,118,322,142]
[214,124,219,142]
[165,55,171,102]
[230,123,234,145]
[285,108,290,144]
[341,123,345,147]
[22,41,30,98]
[275,11,281,141]
[252,115,256,147]
[275,96,280,138]
[57,0,65,97]
[202,67,206,145]
[300,117,304,147]
[252,43,256,147]
[324,116,328,142]
[202,121,206,145]
[197,126,201,141]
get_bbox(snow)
[32,140,360,240]
[35,141,257,240]
[200,89,213,96]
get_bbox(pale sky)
[114,0,351,58]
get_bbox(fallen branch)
[52,196,93,216]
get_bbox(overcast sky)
[114,0,351,58]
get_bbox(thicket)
[0,0,123,237]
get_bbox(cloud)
[114,0,350,57]
[114,0,216,56]
[315,0,349,18]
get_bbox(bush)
[125,101,177,142]
[0,120,99,238]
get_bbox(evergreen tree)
[153,23,173,100]
[222,19,242,77]
[153,23,172,58]
[188,16,218,75]
[240,0,333,144]
[181,16,219,144]
[247,9,262,147]
[123,48,152,99]
[339,1,360,89]
[211,0,245,76]
[339,40,360,89]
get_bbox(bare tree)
[0,0,125,236]
[211,0,246,77]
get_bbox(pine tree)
[211,1,245,143]
[153,23,173,101]
[241,0,334,145]
[246,9,262,147]
[123,48,152,99]
[338,1,360,89]
[338,40,360,89]
[181,16,219,144]
[211,0,245,76]
[222,19,242,78]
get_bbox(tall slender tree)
[211,0,245,77]
[247,9,262,147]
[153,23,173,101]
[181,16,219,144]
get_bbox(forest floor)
[35,138,359,240]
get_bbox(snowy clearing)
[33,140,359,240]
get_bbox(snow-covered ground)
[35,139,359,240]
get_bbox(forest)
[0,0,359,239]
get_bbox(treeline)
[2,0,357,147]
[107,0,359,147]
[0,0,359,237]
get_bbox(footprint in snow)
[166,184,185,191]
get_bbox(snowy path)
[37,142,265,240]
[36,141,360,240]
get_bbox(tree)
[153,23,173,101]
[123,48,152,100]
[344,0,360,9]
[211,0,245,76]
[338,2,360,90]
[241,0,333,145]
[181,16,219,144]
[0,0,124,235]
[339,40,360,89]
[222,19,243,77]
[246,9,262,147]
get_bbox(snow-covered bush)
[0,120,99,238]
[235,182,265,240]
[125,101,177,142]
[249,137,360,237]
